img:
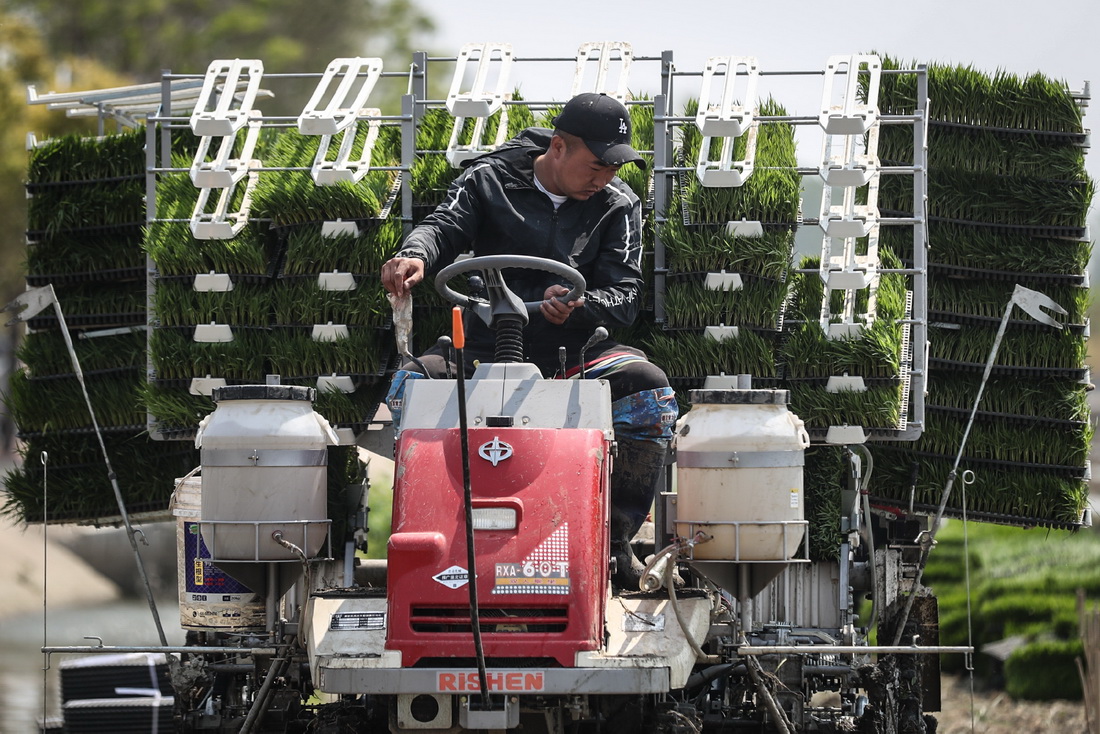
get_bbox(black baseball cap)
[552,93,646,169]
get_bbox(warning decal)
[492,523,569,595]
[432,565,469,589]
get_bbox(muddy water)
[0,598,184,734]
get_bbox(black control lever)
[437,336,454,379]
[558,346,568,379]
[578,327,608,380]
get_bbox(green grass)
[922,521,1100,698]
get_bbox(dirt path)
[933,674,1088,733]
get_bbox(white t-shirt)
[533,173,568,210]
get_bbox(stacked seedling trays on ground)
[649,95,801,412]
[3,130,200,522]
[871,59,1093,528]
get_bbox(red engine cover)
[386,426,610,668]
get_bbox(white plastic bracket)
[704,271,743,292]
[190,115,262,188]
[725,220,764,237]
[190,59,265,136]
[317,374,356,393]
[446,107,510,167]
[322,219,360,238]
[696,56,759,137]
[704,325,739,341]
[298,57,384,135]
[312,323,349,341]
[193,323,234,343]
[825,425,868,444]
[571,42,633,101]
[318,272,356,291]
[695,124,757,187]
[826,375,868,393]
[189,167,259,240]
[820,126,879,188]
[819,55,881,135]
[446,43,513,118]
[311,110,382,185]
[826,322,865,339]
[193,272,234,292]
[189,376,227,396]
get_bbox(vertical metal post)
[909,65,929,437]
[653,92,669,326]
[401,93,415,235]
[160,69,172,169]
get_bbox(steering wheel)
[434,254,586,326]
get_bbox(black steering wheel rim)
[434,254,586,313]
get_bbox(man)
[381,92,677,590]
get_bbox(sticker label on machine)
[432,566,470,589]
[329,611,386,631]
[437,670,545,693]
[493,523,569,595]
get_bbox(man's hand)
[540,284,584,325]
[381,257,426,297]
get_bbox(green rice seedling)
[929,324,1088,369]
[309,383,389,427]
[878,124,1087,179]
[281,217,404,276]
[917,411,1091,468]
[879,224,1091,275]
[879,168,1094,228]
[678,97,800,225]
[642,329,778,380]
[782,320,902,378]
[788,383,903,429]
[664,278,788,330]
[1,432,199,523]
[144,219,269,276]
[265,327,387,378]
[801,446,846,561]
[929,374,1089,422]
[869,445,1089,525]
[27,230,145,275]
[16,329,145,376]
[152,279,273,327]
[271,279,389,327]
[251,124,400,225]
[659,216,793,279]
[876,56,1084,133]
[27,127,146,183]
[5,370,143,433]
[149,327,267,380]
[141,382,215,431]
[27,179,145,236]
[929,279,1089,324]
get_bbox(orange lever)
[452,306,465,349]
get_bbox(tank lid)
[212,385,316,403]
[689,388,789,405]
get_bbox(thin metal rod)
[49,285,168,646]
[737,645,973,655]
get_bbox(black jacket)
[397,128,644,367]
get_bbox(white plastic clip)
[189,167,258,240]
[193,323,234,343]
[704,271,743,292]
[189,376,227,395]
[571,42,633,101]
[311,109,382,185]
[317,374,355,393]
[190,115,262,188]
[190,59,265,136]
[695,124,757,187]
[445,107,510,167]
[826,375,868,393]
[193,272,234,292]
[704,325,739,341]
[317,272,356,291]
[446,43,513,118]
[819,55,881,135]
[298,57,384,135]
[312,322,349,341]
[696,56,759,137]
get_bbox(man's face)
[553,138,622,200]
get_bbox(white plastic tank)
[196,383,339,561]
[170,471,265,629]
[674,388,809,561]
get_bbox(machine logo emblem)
[478,437,513,466]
